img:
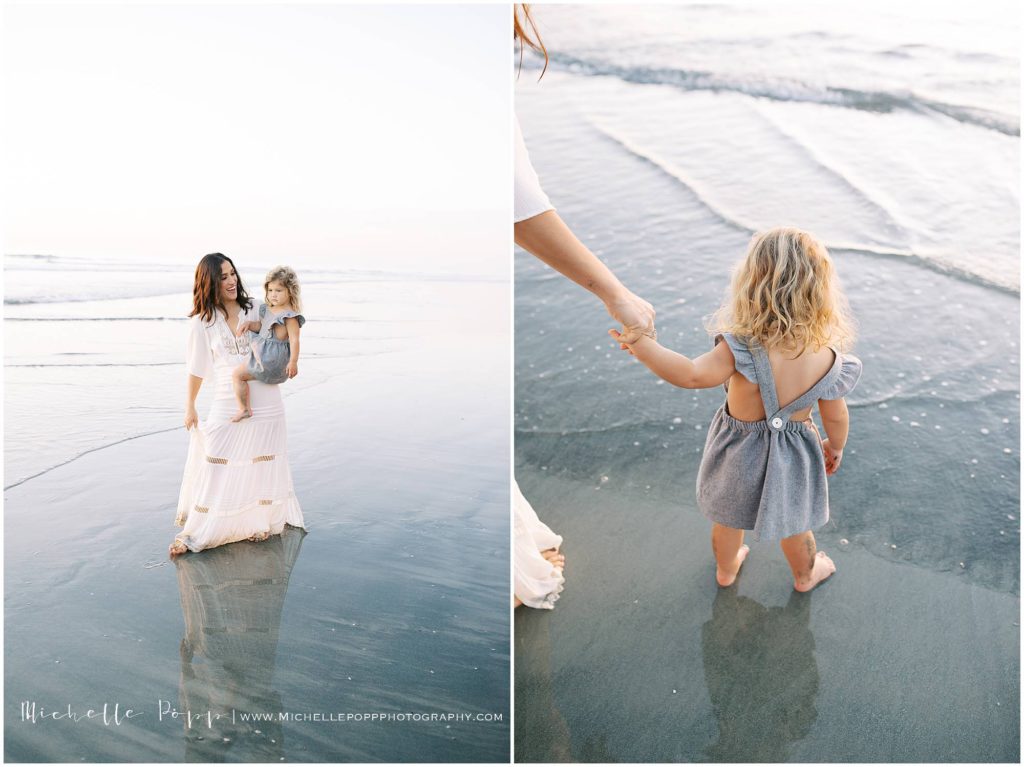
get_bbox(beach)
[4,257,510,762]
[514,4,1019,762]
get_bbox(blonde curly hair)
[264,265,302,313]
[708,227,855,353]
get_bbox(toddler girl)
[232,266,306,422]
[611,227,861,592]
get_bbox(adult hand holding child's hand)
[603,289,656,344]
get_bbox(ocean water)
[4,254,510,762]
[515,4,1018,762]
[521,2,1019,291]
[516,0,1020,594]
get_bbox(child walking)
[232,266,305,422]
[611,227,861,592]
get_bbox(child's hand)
[286,361,298,379]
[235,320,249,338]
[821,438,843,475]
[608,328,636,356]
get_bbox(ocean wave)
[3,426,183,491]
[590,120,755,234]
[590,120,1019,296]
[2,315,188,321]
[541,52,1020,136]
[5,362,182,368]
[880,43,1014,65]
[831,245,1019,296]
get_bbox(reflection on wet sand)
[174,527,305,762]
[701,589,818,762]
[514,609,572,763]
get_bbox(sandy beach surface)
[5,263,510,762]
[514,5,1019,761]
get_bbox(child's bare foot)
[716,543,749,587]
[231,408,252,423]
[793,551,836,592]
[248,531,270,543]
[541,548,565,569]
[169,539,188,557]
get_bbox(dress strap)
[748,341,781,416]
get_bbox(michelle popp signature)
[18,701,232,728]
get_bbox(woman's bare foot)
[514,596,524,608]
[793,551,836,592]
[231,408,252,423]
[541,548,565,569]
[716,544,750,587]
[248,531,270,543]
[169,540,188,557]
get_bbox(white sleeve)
[185,316,214,379]
[514,115,554,223]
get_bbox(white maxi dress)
[174,307,306,552]
[514,115,565,609]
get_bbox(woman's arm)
[515,210,654,342]
[184,317,211,429]
[285,317,301,378]
[184,375,202,429]
[818,397,850,475]
[611,331,735,389]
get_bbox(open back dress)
[696,333,862,541]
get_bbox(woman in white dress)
[170,253,306,556]
[513,5,656,608]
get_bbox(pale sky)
[2,4,510,276]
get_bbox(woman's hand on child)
[821,438,843,475]
[286,362,298,379]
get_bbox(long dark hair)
[189,253,253,324]
[514,4,548,79]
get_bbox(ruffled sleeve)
[272,310,306,329]
[185,316,214,379]
[820,353,863,400]
[714,333,757,384]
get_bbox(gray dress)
[245,304,305,385]
[696,333,862,541]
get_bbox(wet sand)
[5,276,510,762]
[514,470,1019,762]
